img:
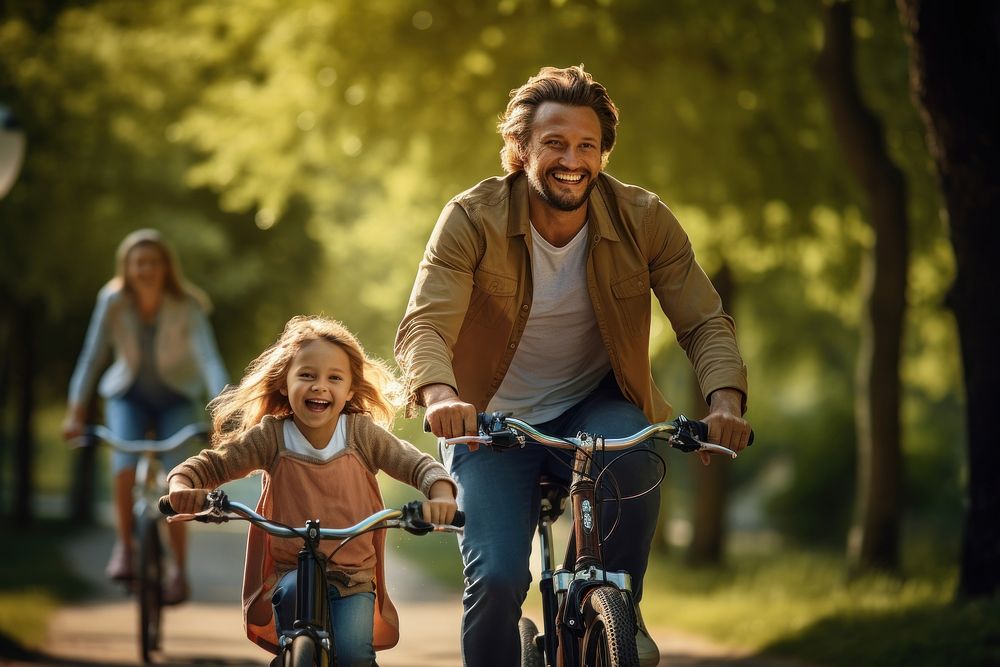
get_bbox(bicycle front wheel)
[285,634,325,667]
[518,616,544,667]
[579,586,640,667]
[137,516,163,664]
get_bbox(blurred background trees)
[0,0,979,594]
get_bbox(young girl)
[166,315,457,664]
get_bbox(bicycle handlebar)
[437,412,752,458]
[159,490,465,537]
[73,423,209,454]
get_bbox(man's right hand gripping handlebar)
[419,383,480,449]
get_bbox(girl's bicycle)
[73,422,208,664]
[159,489,465,667]
[442,412,750,667]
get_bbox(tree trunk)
[13,300,36,526]
[687,263,735,565]
[897,0,1000,598]
[817,0,908,573]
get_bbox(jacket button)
[509,343,516,349]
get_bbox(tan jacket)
[395,172,747,422]
[167,413,456,653]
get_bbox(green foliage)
[0,518,94,650]
[0,0,964,552]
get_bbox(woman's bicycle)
[159,489,465,667]
[441,412,750,667]
[72,423,208,664]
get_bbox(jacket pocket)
[467,268,518,327]
[611,269,651,338]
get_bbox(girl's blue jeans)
[444,375,662,666]
[271,570,376,666]
[105,391,200,474]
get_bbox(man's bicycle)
[159,489,465,667]
[72,423,208,664]
[442,412,750,667]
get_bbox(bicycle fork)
[544,442,636,666]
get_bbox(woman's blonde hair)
[107,228,212,311]
[209,315,401,446]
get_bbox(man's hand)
[421,383,480,449]
[700,388,751,466]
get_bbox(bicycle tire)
[137,516,163,664]
[285,634,322,667]
[579,586,640,667]
[518,616,544,667]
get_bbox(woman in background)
[62,228,228,604]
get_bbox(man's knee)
[465,564,531,606]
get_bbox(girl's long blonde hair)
[209,315,401,446]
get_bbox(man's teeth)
[553,173,583,183]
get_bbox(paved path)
[19,504,811,667]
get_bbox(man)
[395,65,751,666]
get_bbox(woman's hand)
[422,480,459,525]
[61,404,87,441]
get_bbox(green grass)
[639,550,1000,667]
[0,518,95,653]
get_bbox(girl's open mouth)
[305,399,330,412]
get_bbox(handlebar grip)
[158,496,177,517]
[451,510,466,528]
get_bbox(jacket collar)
[506,172,621,243]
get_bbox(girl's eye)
[299,373,313,380]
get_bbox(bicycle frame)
[442,413,744,666]
[75,422,208,664]
[163,491,463,666]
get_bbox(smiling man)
[395,65,751,666]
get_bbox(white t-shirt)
[487,221,611,424]
[282,417,348,462]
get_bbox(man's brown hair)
[498,65,619,174]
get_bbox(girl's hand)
[167,480,209,514]
[423,480,458,525]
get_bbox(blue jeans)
[271,570,376,666]
[446,375,662,666]
[105,391,200,474]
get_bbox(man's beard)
[528,170,597,212]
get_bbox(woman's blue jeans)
[105,392,199,474]
[271,570,376,666]
[445,376,662,666]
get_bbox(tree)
[817,0,908,573]
[897,0,1000,598]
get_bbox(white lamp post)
[0,104,26,199]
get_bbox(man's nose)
[558,147,582,168]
